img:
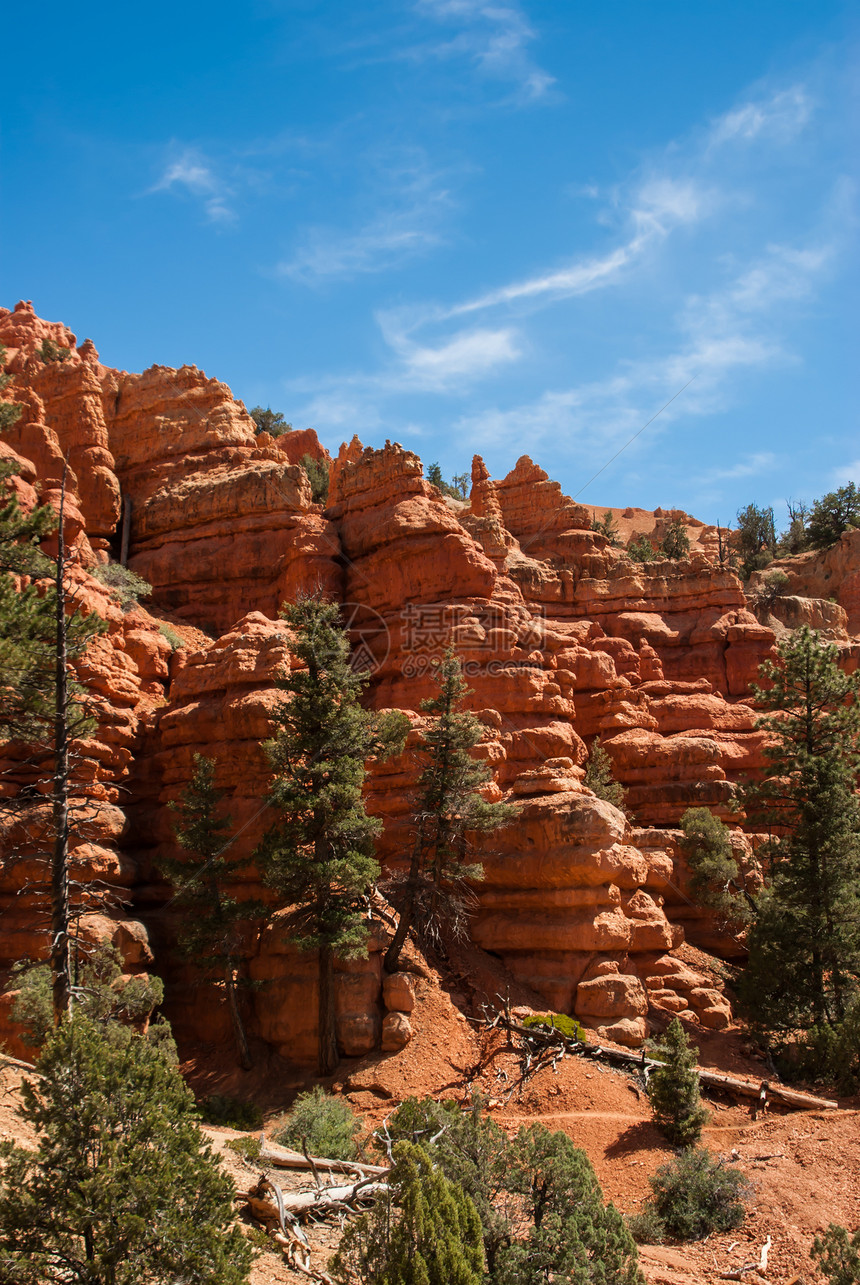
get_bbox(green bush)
[226,1136,263,1163]
[812,1224,860,1285]
[158,622,186,651]
[300,453,330,504]
[784,993,860,1093]
[249,406,291,436]
[660,520,690,560]
[680,807,752,928]
[522,1013,585,1042]
[92,561,152,611]
[646,1018,709,1147]
[754,569,790,613]
[633,1148,749,1242]
[592,511,621,545]
[197,1095,263,1132]
[36,337,70,364]
[584,737,626,813]
[734,502,776,579]
[627,535,656,563]
[273,1086,362,1159]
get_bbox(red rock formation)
[4,304,858,1063]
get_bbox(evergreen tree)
[679,807,755,928]
[734,502,777,579]
[592,511,621,545]
[300,452,330,504]
[257,595,405,1075]
[627,535,656,563]
[162,755,266,1070]
[740,627,860,1036]
[646,1018,709,1147]
[812,1224,860,1285]
[807,482,860,550]
[384,649,515,973]
[331,1141,485,1285]
[660,519,690,560]
[497,1125,643,1285]
[584,737,626,813]
[249,405,291,436]
[0,1016,254,1284]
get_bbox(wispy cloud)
[708,85,812,148]
[150,148,235,224]
[278,151,454,283]
[412,0,555,101]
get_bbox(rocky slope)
[2,299,859,1066]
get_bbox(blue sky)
[2,1,857,526]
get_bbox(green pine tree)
[740,627,860,1038]
[497,1125,643,1285]
[812,1224,860,1285]
[646,1017,710,1147]
[679,807,755,928]
[584,737,626,813]
[256,595,405,1075]
[384,648,515,973]
[331,1141,485,1285]
[162,755,267,1071]
[0,1016,254,1284]
[660,519,690,560]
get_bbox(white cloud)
[708,86,812,148]
[401,326,521,382]
[278,151,453,283]
[694,452,777,484]
[413,0,555,101]
[150,148,235,224]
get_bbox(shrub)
[627,535,656,563]
[646,1018,709,1147]
[626,1205,666,1245]
[584,737,626,813]
[812,1224,860,1285]
[273,1087,362,1160]
[660,520,690,560]
[592,510,621,545]
[36,337,70,363]
[249,406,291,436]
[330,1141,485,1285]
[158,622,186,650]
[300,453,330,504]
[92,561,152,611]
[226,1136,263,1163]
[522,1012,585,1042]
[786,993,860,1093]
[635,1147,750,1242]
[198,1095,263,1132]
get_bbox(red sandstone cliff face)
[1,302,855,1063]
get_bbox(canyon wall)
[2,300,857,1061]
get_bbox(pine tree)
[163,755,266,1070]
[740,627,860,1036]
[812,1224,860,1285]
[584,736,626,813]
[0,463,106,1022]
[0,1016,254,1284]
[646,1017,710,1147]
[679,807,755,927]
[384,649,515,973]
[498,1125,644,1285]
[331,1141,485,1285]
[256,595,405,1075]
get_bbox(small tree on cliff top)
[256,596,405,1075]
[384,649,515,973]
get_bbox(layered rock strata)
[2,302,856,1060]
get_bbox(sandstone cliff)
[2,300,857,1064]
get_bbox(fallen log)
[498,1017,839,1110]
[258,1136,388,1176]
[238,1176,389,1219]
